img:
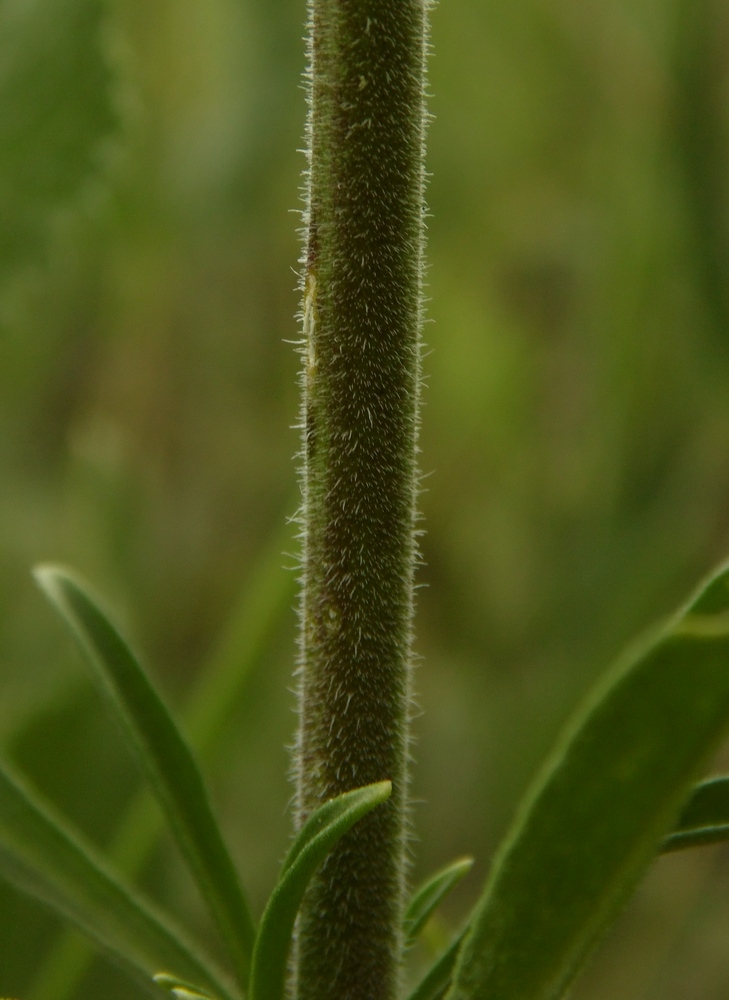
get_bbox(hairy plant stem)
[293,2,428,999]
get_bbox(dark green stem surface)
[294,2,428,999]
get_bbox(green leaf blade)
[662,775,729,852]
[447,560,729,1000]
[248,781,392,1000]
[34,565,255,988]
[28,517,296,1000]
[403,858,473,947]
[0,755,233,1000]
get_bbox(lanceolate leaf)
[662,775,729,852]
[29,517,296,1000]
[448,560,729,1000]
[403,858,473,947]
[34,566,255,989]
[248,782,392,1000]
[0,756,233,1000]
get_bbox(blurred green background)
[2,0,729,996]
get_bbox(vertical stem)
[293,2,428,999]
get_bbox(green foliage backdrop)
[2,0,729,997]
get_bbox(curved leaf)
[448,559,729,1000]
[248,781,392,1000]
[0,755,233,1000]
[662,775,729,852]
[403,858,473,947]
[34,565,255,989]
[29,517,296,1000]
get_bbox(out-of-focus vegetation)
[2,0,729,997]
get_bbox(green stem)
[293,2,428,999]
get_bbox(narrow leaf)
[448,560,729,1000]
[662,775,729,852]
[29,517,295,1000]
[0,755,233,1000]
[406,929,467,1000]
[34,565,255,989]
[248,781,392,1000]
[403,858,473,947]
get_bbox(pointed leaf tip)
[685,561,729,616]
[248,781,392,1000]
[404,857,474,946]
[662,775,729,852]
[34,564,256,988]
